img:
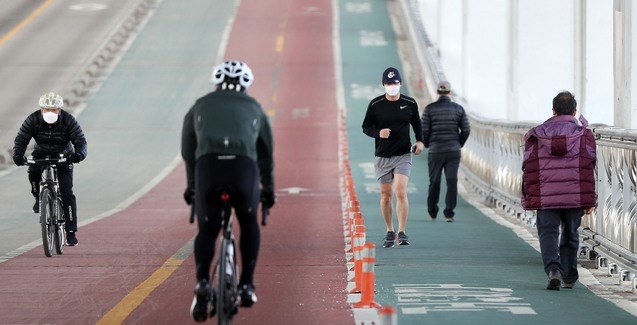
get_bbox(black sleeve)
[362,104,379,138]
[181,108,197,190]
[411,103,423,142]
[421,107,431,147]
[12,113,36,159]
[458,107,471,147]
[256,112,275,193]
[66,113,88,161]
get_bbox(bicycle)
[26,155,67,257]
[190,189,269,324]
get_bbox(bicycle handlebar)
[26,156,68,165]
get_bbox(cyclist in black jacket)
[362,67,424,248]
[182,60,275,322]
[12,92,87,246]
[421,81,470,222]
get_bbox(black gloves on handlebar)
[13,155,26,166]
[260,189,276,209]
[71,153,82,163]
[183,188,194,205]
[64,152,82,163]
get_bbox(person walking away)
[421,81,470,222]
[521,91,596,290]
[362,67,424,248]
[12,92,87,246]
[181,60,276,322]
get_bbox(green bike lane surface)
[338,0,637,324]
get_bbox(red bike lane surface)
[0,0,353,324]
[126,0,352,323]
[0,166,194,325]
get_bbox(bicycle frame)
[188,188,270,323]
[27,156,67,257]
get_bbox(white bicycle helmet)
[38,92,64,109]
[211,60,254,91]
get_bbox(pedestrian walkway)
[337,1,637,324]
[344,148,637,324]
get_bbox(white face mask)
[42,111,59,124]
[385,84,401,97]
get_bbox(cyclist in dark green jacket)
[181,60,275,322]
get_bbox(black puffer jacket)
[13,109,87,161]
[421,96,471,153]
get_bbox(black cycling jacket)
[181,89,274,193]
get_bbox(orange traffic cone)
[349,232,365,293]
[378,305,397,325]
[352,243,381,308]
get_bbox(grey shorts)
[374,153,412,183]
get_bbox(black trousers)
[427,151,461,218]
[194,154,260,286]
[536,208,583,284]
[28,163,78,232]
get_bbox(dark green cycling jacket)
[181,90,274,192]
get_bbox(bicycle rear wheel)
[216,237,238,325]
[40,188,54,257]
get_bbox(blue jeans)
[536,208,583,283]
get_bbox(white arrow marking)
[279,187,310,195]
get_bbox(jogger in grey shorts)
[362,67,424,248]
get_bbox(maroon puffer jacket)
[521,114,597,210]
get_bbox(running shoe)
[190,279,211,322]
[383,231,396,248]
[397,231,410,245]
[445,217,454,223]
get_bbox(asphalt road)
[0,0,147,166]
[0,0,234,261]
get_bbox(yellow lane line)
[97,238,194,324]
[275,35,284,53]
[269,35,284,115]
[0,0,55,47]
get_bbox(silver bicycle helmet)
[211,60,254,91]
[38,92,64,109]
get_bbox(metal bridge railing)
[400,0,637,290]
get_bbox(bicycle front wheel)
[54,199,64,255]
[216,238,238,325]
[40,188,54,257]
